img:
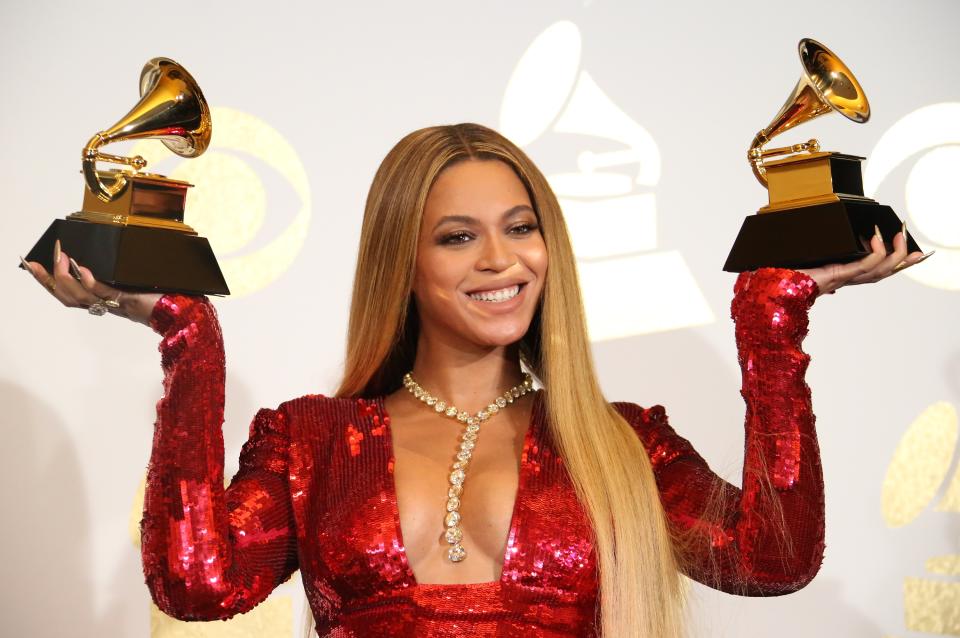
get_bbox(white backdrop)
[1,1,958,636]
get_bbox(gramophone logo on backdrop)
[882,402,960,635]
[500,21,713,341]
[131,106,312,298]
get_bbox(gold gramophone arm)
[748,132,821,187]
[81,132,148,203]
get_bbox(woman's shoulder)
[275,393,377,415]
[608,401,702,471]
[609,401,670,430]
[270,394,384,435]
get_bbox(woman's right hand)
[21,239,163,327]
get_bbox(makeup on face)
[413,160,547,349]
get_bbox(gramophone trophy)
[20,57,229,295]
[723,38,922,272]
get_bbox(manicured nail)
[19,256,32,273]
[53,240,61,265]
[68,257,82,281]
[916,250,936,264]
[874,225,882,242]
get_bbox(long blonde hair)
[302,123,685,636]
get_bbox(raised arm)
[616,267,824,596]
[141,294,298,620]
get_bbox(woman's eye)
[510,222,538,235]
[440,231,473,245]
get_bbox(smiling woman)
[22,122,920,638]
[315,124,687,635]
[414,161,547,350]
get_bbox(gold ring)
[45,277,57,292]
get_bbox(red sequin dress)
[141,268,824,636]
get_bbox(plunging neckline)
[374,390,541,589]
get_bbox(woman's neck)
[409,336,525,414]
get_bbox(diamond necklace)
[402,371,534,563]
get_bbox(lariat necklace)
[402,371,534,563]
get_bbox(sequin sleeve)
[140,294,298,620]
[617,267,824,596]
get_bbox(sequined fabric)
[141,267,824,635]
[617,267,825,596]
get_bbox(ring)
[103,292,122,309]
[45,277,57,293]
[88,300,109,316]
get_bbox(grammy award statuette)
[20,57,229,295]
[723,38,922,272]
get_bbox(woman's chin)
[465,321,531,348]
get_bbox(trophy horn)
[748,38,870,186]
[81,57,212,202]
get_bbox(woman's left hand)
[797,225,932,295]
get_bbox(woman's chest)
[390,418,527,584]
[287,395,599,603]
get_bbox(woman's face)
[412,159,547,350]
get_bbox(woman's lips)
[463,283,527,313]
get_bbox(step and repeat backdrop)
[1,1,958,636]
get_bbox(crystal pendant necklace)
[402,371,534,563]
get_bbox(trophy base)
[21,217,230,295]
[723,199,922,272]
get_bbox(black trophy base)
[723,200,922,273]
[22,217,230,295]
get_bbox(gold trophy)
[723,38,922,272]
[20,57,229,294]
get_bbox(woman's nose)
[476,235,516,272]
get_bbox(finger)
[823,232,888,287]
[51,246,97,307]
[22,255,78,306]
[66,255,129,317]
[20,256,55,291]
[890,223,925,274]
[880,230,914,276]
[856,228,909,283]
[67,255,83,281]
[893,250,935,274]
[842,229,897,285]
[68,256,122,302]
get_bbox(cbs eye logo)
[131,106,312,298]
[864,102,960,291]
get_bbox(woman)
[22,123,926,637]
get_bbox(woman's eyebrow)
[433,205,535,230]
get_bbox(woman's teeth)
[468,284,521,303]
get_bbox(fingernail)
[902,221,908,243]
[874,225,882,242]
[54,240,61,265]
[917,250,936,264]
[68,257,82,280]
[19,256,31,273]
